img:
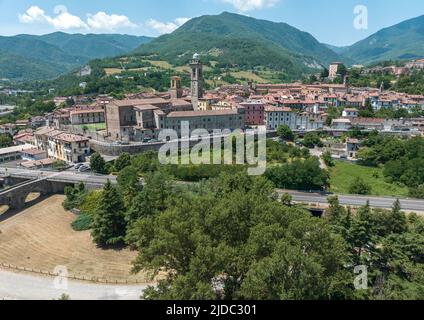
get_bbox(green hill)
[0,33,153,81]
[134,12,348,79]
[0,49,69,81]
[343,14,424,65]
[33,32,153,59]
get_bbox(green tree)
[281,193,293,206]
[389,200,408,234]
[326,196,346,222]
[117,166,141,208]
[349,177,372,195]
[322,151,335,167]
[302,133,322,148]
[349,202,374,264]
[125,171,173,233]
[91,180,126,246]
[63,182,86,210]
[277,125,294,141]
[0,133,13,148]
[265,157,329,191]
[115,153,132,172]
[90,153,106,174]
[359,99,375,118]
[130,172,351,300]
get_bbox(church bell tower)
[190,53,203,110]
[170,76,183,99]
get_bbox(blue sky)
[0,0,423,46]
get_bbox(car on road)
[74,163,84,170]
[78,165,90,172]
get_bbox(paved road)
[0,269,147,300]
[0,167,116,186]
[279,190,424,212]
[2,167,424,211]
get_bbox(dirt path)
[0,269,148,300]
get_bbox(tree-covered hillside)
[134,12,348,79]
[343,15,424,64]
[0,32,153,81]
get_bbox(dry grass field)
[0,195,150,283]
[230,71,267,83]
[104,68,123,75]
[143,60,173,69]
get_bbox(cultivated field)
[0,195,150,283]
[104,68,123,75]
[230,71,267,83]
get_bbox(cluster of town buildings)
[357,58,424,77]
[1,55,424,167]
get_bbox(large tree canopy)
[128,173,351,300]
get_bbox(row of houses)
[34,127,90,163]
[330,117,424,136]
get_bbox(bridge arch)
[0,179,73,211]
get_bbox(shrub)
[265,157,329,191]
[302,133,322,148]
[79,191,102,216]
[277,125,294,141]
[322,151,335,167]
[71,213,93,231]
[349,177,372,195]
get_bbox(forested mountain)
[27,32,153,59]
[342,14,424,64]
[0,32,153,81]
[134,12,348,78]
[4,12,424,82]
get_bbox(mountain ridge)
[133,12,348,78]
[0,32,153,81]
[342,14,424,64]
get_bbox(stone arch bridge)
[0,176,72,210]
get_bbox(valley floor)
[0,195,150,284]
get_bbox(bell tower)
[190,53,203,110]
[170,76,183,99]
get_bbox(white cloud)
[18,5,136,32]
[221,0,280,12]
[19,5,88,30]
[87,12,137,31]
[146,17,190,35]
[19,6,49,24]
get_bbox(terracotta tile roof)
[351,117,385,124]
[134,104,159,111]
[35,127,56,136]
[167,110,239,118]
[264,106,292,112]
[111,98,168,107]
[54,133,89,143]
[20,148,46,156]
[70,109,104,115]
